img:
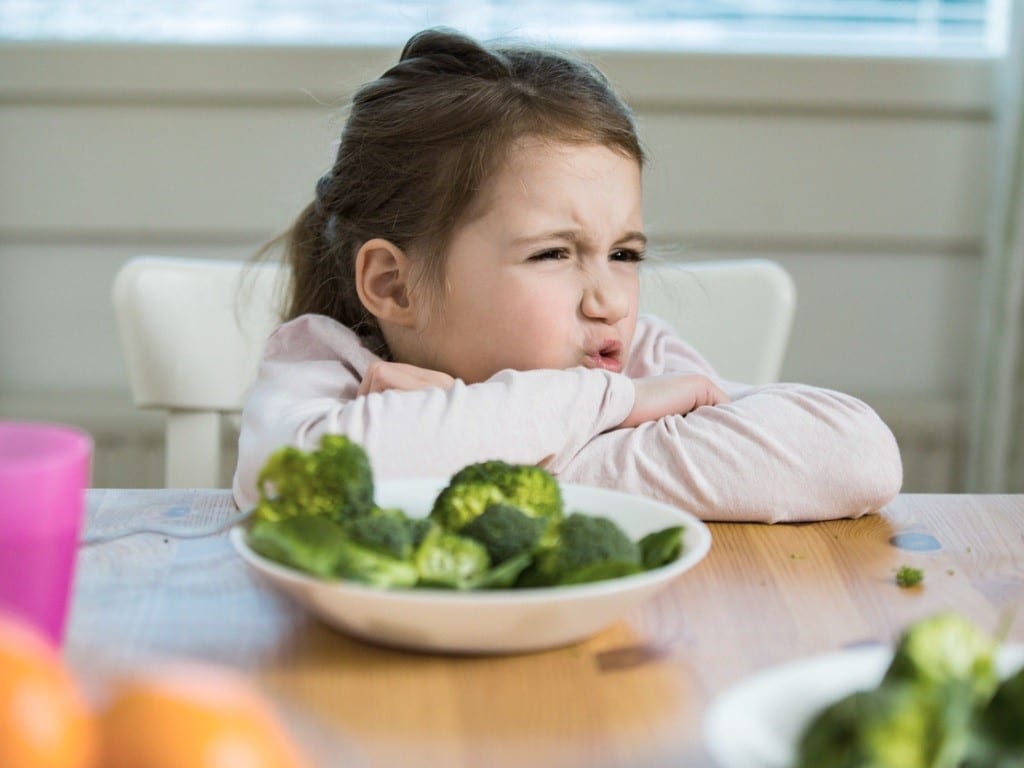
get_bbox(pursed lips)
[583,340,623,373]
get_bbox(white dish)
[704,643,1024,768]
[230,478,711,654]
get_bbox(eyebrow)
[512,230,649,249]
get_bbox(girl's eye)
[611,248,646,263]
[529,248,569,261]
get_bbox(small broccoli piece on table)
[882,612,999,704]
[344,507,413,561]
[254,434,374,523]
[429,460,563,544]
[525,513,642,587]
[796,684,937,768]
[638,526,685,570]
[896,565,924,588]
[460,503,546,564]
[414,527,491,589]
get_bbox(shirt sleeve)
[232,315,636,509]
[560,315,904,522]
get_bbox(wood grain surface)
[67,491,1024,768]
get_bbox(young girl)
[233,28,902,523]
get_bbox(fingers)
[358,361,455,395]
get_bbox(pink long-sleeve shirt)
[233,313,902,522]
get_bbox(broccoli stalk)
[246,515,417,588]
[413,527,491,589]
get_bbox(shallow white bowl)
[230,478,711,655]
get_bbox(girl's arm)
[232,315,636,509]
[559,314,904,522]
[559,382,902,522]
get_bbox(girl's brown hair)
[281,27,645,357]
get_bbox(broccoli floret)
[344,507,413,560]
[246,514,417,588]
[414,527,491,589]
[429,460,563,542]
[429,480,506,532]
[798,614,1011,768]
[796,683,938,768]
[497,464,564,534]
[896,565,924,588]
[528,513,642,586]
[963,665,1024,767]
[247,515,350,579]
[883,612,999,704]
[405,517,436,550]
[254,434,374,523]
[638,526,685,570]
[460,503,546,564]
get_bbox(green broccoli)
[460,503,546,564]
[254,434,374,523]
[332,537,419,589]
[797,613,1008,768]
[962,665,1024,767]
[464,551,535,590]
[429,460,563,542]
[796,683,938,768]
[896,565,924,588]
[883,612,999,704]
[246,514,417,588]
[638,526,685,570]
[405,516,436,550]
[344,507,414,561]
[526,512,643,587]
[247,515,350,579]
[413,527,491,589]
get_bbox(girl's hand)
[620,374,731,428]
[358,361,456,396]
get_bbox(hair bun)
[397,27,507,80]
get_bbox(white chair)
[113,255,795,488]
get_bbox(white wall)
[0,44,994,490]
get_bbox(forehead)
[470,140,643,221]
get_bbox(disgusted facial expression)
[405,140,645,384]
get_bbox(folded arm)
[560,382,903,522]
[232,317,636,509]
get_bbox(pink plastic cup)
[0,421,92,645]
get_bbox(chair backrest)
[113,255,794,488]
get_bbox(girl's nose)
[581,269,630,323]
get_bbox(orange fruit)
[99,662,308,768]
[0,612,98,768]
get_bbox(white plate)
[230,478,711,654]
[704,643,1024,768]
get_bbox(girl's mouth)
[585,341,623,373]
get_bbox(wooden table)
[67,491,1024,768]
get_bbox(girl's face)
[409,141,645,384]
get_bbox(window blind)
[0,1,1004,56]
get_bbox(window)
[0,1,1008,57]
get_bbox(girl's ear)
[354,238,418,327]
